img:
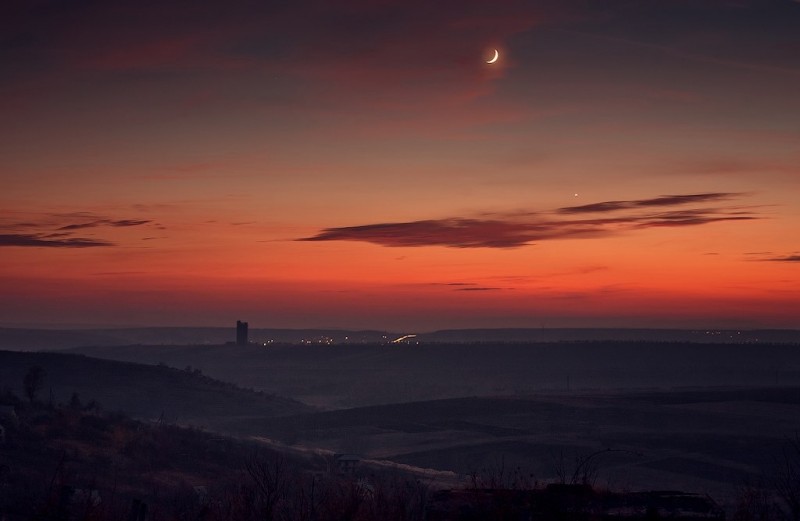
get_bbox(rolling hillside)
[0,350,311,430]
[220,388,800,507]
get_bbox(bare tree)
[570,449,609,487]
[775,435,800,521]
[552,448,641,487]
[245,453,289,521]
[733,483,776,521]
[23,366,46,403]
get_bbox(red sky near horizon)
[1,0,799,331]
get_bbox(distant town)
[2,323,800,352]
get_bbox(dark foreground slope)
[0,404,429,521]
[70,341,800,408]
[1,404,742,521]
[0,350,310,430]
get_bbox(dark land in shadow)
[3,335,800,519]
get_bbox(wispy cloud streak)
[0,234,114,248]
[0,213,151,248]
[57,219,151,231]
[763,255,800,262]
[557,193,739,214]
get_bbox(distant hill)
[68,341,800,409]
[2,326,799,351]
[417,327,800,344]
[0,350,311,430]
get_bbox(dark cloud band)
[0,214,151,248]
[763,255,800,262]
[300,193,758,249]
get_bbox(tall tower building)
[236,320,249,346]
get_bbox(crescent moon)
[486,49,499,64]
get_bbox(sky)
[1,0,799,331]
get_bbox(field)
[218,389,800,504]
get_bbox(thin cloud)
[0,234,113,248]
[763,255,800,262]
[632,208,758,228]
[112,219,151,227]
[93,271,148,276]
[300,192,759,249]
[455,287,506,291]
[419,282,478,287]
[57,222,99,230]
[558,193,738,214]
[57,219,151,230]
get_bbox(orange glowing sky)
[1,1,799,330]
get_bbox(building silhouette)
[236,320,249,346]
